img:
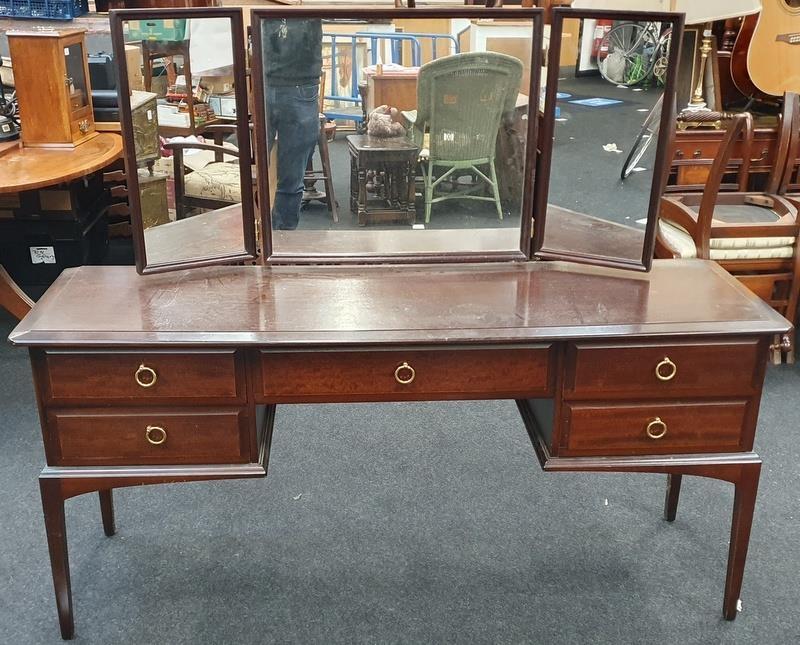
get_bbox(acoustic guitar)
[732,1,800,98]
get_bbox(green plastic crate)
[126,18,187,42]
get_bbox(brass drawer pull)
[646,417,668,440]
[394,362,415,385]
[135,364,157,388]
[145,425,167,446]
[655,356,677,381]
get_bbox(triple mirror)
[111,8,256,274]
[112,6,683,273]
[252,6,542,262]
[534,7,684,271]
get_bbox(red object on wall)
[592,20,614,60]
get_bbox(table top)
[0,133,123,193]
[9,260,789,347]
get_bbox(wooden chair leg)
[663,473,682,522]
[99,489,116,537]
[723,462,761,620]
[0,264,33,321]
[318,126,338,223]
[39,478,74,640]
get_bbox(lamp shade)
[572,0,761,24]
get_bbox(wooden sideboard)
[8,260,790,639]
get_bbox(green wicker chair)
[408,51,523,223]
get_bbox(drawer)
[257,346,554,403]
[560,400,751,456]
[564,339,763,400]
[47,407,250,465]
[38,350,245,405]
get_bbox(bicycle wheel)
[598,22,658,87]
[620,94,663,180]
[652,31,671,85]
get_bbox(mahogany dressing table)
[13,5,792,639]
[8,259,791,638]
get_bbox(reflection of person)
[263,18,323,230]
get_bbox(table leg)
[723,462,761,620]
[663,473,682,522]
[39,478,74,640]
[99,489,116,537]
[0,264,33,320]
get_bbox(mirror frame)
[110,7,257,275]
[532,7,684,272]
[251,5,543,264]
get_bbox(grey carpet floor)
[1,308,798,644]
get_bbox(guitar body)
[746,0,800,97]
[731,14,764,98]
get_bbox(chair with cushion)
[165,123,253,220]
[407,51,522,223]
[656,106,800,362]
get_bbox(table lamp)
[673,0,761,112]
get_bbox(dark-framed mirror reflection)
[251,6,543,264]
[110,7,257,275]
[533,8,684,272]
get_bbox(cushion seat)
[658,220,795,260]
[183,162,242,202]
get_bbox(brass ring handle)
[135,364,157,388]
[394,362,416,385]
[145,425,167,446]
[655,356,677,382]
[646,417,668,440]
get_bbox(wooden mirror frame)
[532,7,685,272]
[110,7,257,275]
[251,5,543,265]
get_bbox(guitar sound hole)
[787,0,800,9]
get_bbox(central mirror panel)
[252,7,542,263]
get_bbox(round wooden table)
[0,133,123,320]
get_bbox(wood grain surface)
[9,260,790,346]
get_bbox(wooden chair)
[776,92,800,204]
[657,105,800,362]
[165,123,254,220]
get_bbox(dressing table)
[9,259,791,639]
[9,5,795,639]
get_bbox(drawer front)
[40,350,244,405]
[258,347,554,403]
[48,408,250,465]
[561,400,750,456]
[564,339,762,400]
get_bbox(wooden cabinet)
[7,28,97,148]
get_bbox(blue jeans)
[266,83,320,230]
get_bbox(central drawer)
[257,346,554,403]
[47,407,250,466]
[39,350,245,405]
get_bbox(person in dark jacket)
[262,18,323,230]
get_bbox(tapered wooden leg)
[99,489,115,537]
[39,478,74,640]
[722,463,761,620]
[663,474,682,522]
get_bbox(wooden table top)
[0,133,123,193]
[9,260,789,347]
